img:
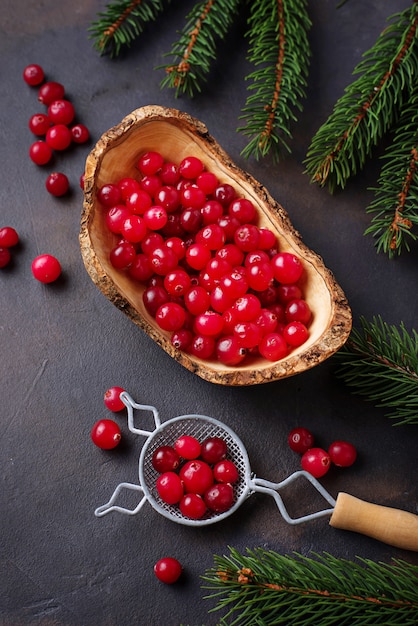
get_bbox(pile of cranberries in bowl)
[151,433,240,519]
[96,151,313,367]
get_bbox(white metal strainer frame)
[94,392,336,526]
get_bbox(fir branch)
[335,316,418,425]
[364,85,418,257]
[202,548,418,625]
[158,0,241,98]
[305,3,418,193]
[238,0,312,162]
[88,0,169,57]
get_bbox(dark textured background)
[1,1,417,624]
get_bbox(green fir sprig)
[88,0,170,57]
[238,0,311,162]
[158,0,241,98]
[202,547,418,625]
[335,316,418,425]
[365,84,418,257]
[305,3,418,193]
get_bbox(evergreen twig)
[365,84,418,257]
[88,0,169,57]
[202,547,418,625]
[238,0,311,162]
[305,3,418,193]
[158,0,241,98]
[335,316,418,425]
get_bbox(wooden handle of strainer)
[329,492,418,551]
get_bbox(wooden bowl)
[80,105,351,386]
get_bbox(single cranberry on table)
[91,419,121,450]
[154,557,182,584]
[31,254,61,283]
[29,140,53,165]
[29,113,51,136]
[0,248,12,268]
[47,99,75,126]
[301,447,331,478]
[23,64,45,86]
[71,123,90,144]
[0,227,19,248]
[38,81,65,105]
[104,385,126,412]
[328,440,357,467]
[45,172,69,197]
[46,124,72,151]
[288,427,315,454]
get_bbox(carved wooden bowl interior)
[80,105,352,386]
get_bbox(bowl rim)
[80,105,352,386]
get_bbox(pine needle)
[305,3,418,193]
[88,0,169,57]
[203,547,418,625]
[238,0,312,162]
[365,84,418,257]
[335,315,418,425]
[158,0,241,98]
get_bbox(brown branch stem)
[259,0,285,150]
[389,146,418,249]
[99,0,143,49]
[165,0,214,85]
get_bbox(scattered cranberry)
[38,81,65,105]
[91,419,121,450]
[46,124,72,151]
[104,386,126,412]
[48,99,75,126]
[328,440,357,467]
[71,123,90,144]
[31,254,61,283]
[45,172,69,196]
[23,64,45,86]
[154,557,182,584]
[288,427,314,454]
[301,448,331,478]
[29,140,52,165]
[0,248,11,268]
[0,227,19,248]
[29,113,51,136]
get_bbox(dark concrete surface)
[1,1,417,624]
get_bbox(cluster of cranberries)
[0,227,20,269]
[23,63,90,197]
[153,434,239,519]
[288,426,357,478]
[90,385,126,449]
[98,150,312,366]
